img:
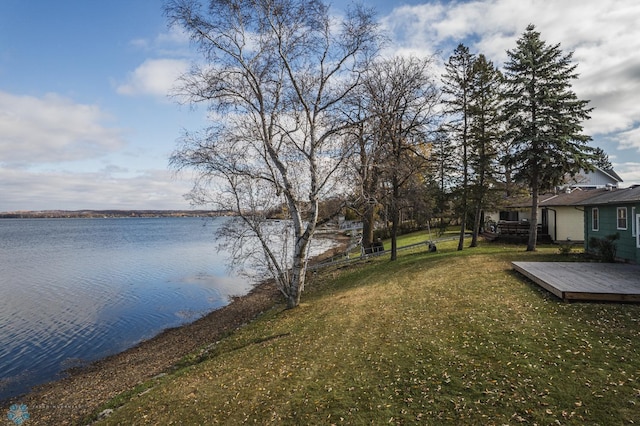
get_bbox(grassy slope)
[95,240,640,425]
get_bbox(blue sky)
[1,0,639,211]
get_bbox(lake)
[0,217,322,402]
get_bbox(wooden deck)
[512,262,640,302]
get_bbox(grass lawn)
[94,240,640,425]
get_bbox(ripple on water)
[0,217,249,403]
[0,217,337,402]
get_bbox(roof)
[539,188,609,207]
[503,188,609,208]
[575,186,640,206]
[600,168,623,183]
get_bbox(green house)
[577,186,640,263]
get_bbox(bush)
[588,233,619,262]
[557,241,574,255]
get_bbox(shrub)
[557,241,574,255]
[588,233,619,262]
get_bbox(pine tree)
[429,128,458,233]
[468,54,502,247]
[592,147,613,170]
[442,44,476,251]
[503,24,593,251]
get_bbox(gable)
[568,167,623,189]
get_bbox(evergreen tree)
[429,128,457,234]
[468,54,502,247]
[442,44,475,251]
[592,147,613,170]
[503,24,593,251]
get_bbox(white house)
[486,167,622,242]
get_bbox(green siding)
[584,203,640,263]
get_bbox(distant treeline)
[0,210,236,219]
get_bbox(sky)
[0,0,639,211]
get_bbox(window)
[617,207,628,230]
[632,207,636,236]
[499,211,519,221]
[592,208,599,231]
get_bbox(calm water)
[0,217,254,402]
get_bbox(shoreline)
[5,279,282,425]
[4,234,349,425]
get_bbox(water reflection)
[0,218,249,402]
[0,217,336,402]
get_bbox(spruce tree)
[442,44,475,251]
[503,24,593,251]
[430,128,458,233]
[468,54,502,247]
[592,147,613,170]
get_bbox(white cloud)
[614,162,640,186]
[116,58,189,98]
[0,167,193,211]
[129,38,150,49]
[0,92,125,165]
[128,26,192,57]
[381,0,640,153]
[155,26,191,47]
[618,127,640,152]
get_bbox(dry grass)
[95,242,640,425]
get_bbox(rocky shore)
[6,279,281,425]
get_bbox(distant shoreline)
[0,210,235,219]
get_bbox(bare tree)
[165,0,380,308]
[361,56,440,260]
[342,89,384,252]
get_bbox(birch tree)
[165,0,379,308]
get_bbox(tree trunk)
[457,153,468,250]
[284,224,315,308]
[390,179,399,261]
[287,251,305,309]
[284,195,316,308]
[457,216,466,251]
[527,185,539,251]
[470,165,486,247]
[362,203,376,251]
[391,216,398,260]
[470,203,482,247]
[458,106,469,251]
